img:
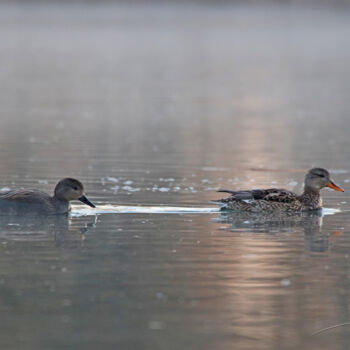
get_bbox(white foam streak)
[70,205,341,217]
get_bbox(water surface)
[0,3,350,350]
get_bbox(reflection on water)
[0,214,97,244]
[0,207,349,350]
[215,210,339,252]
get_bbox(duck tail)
[217,189,236,195]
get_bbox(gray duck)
[0,178,95,215]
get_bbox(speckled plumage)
[214,168,343,212]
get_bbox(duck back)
[0,189,69,215]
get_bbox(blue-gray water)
[1,3,350,350]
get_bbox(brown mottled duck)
[0,178,95,215]
[214,168,344,212]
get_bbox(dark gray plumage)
[0,178,95,215]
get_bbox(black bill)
[78,195,96,208]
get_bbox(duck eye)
[73,186,78,191]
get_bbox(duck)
[0,178,95,215]
[214,168,344,212]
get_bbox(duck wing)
[217,188,298,203]
[0,189,51,204]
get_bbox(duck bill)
[78,195,96,208]
[327,181,344,192]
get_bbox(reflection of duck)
[214,168,343,212]
[0,178,95,215]
[214,210,336,252]
[0,214,97,244]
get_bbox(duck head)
[54,178,96,208]
[304,168,344,193]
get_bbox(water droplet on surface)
[148,321,166,330]
[280,278,291,287]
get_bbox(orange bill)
[327,181,344,192]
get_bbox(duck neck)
[302,185,320,195]
[52,195,70,214]
[300,186,321,208]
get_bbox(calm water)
[1,3,350,350]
